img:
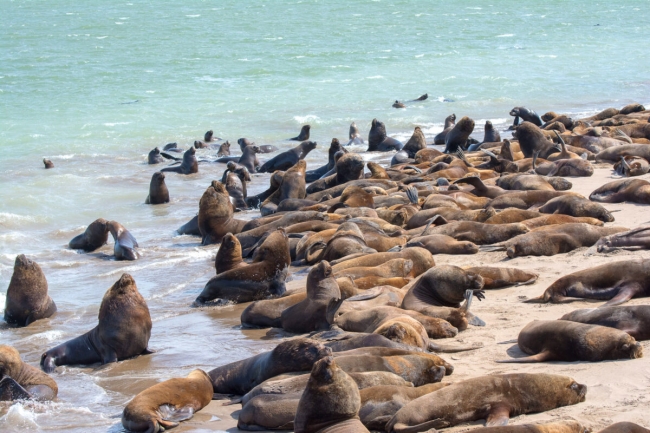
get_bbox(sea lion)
[162,142,182,152]
[406,234,479,255]
[496,173,560,192]
[145,172,169,204]
[455,421,588,433]
[121,369,213,433]
[393,100,406,109]
[216,140,230,156]
[204,130,217,142]
[526,258,650,306]
[208,338,331,395]
[482,120,501,143]
[198,181,246,245]
[43,158,54,169]
[533,154,594,177]
[559,305,650,341]
[595,143,650,163]
[4,255,57,327]
[614,156,650,177]
[107,220,139,260]
[514,122,560,158]
[258,141,317,173]
[538,195,614,222]
[69,218,109,251]
[464,266,538,289]
[510,106,543,127]
[147,147,164,164]
[589,179,650,204]
[454,176,508,199]
[224,169,249,210]
[261,160,307,215]
[281,261,341,333]
[294,356,368,433]
[196,228,290,304]
[347,122,365,145]
[40,273,152,373]
[290,125,310,141]
[238,144,262,173]
[160,147,198,174]
[597,423,650,433]
[368,118,404,152]
[306,152,365,194]
[402,265,484,309]
[176,214,200,236]
[392,127,427,164]
[241,292,307,329]
[594,224,650,253]
[331,247,434,278]
[499,320,642,362]
[489,190,575,209]
[443,116,475,153]
[0,345,58,401]
[386,373,586,433]
[420,221,530,245]
[306,138,344,182]
[305,222,376,265]
[215,233,247,274]
[238,137,279,154]
[434,114,456,145]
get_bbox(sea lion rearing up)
[443,116,475,153]
[198,180,247,245]
[4,255,57,327]
[514,122,560,159]
[195,228,290,305]
[68,218,109,251]
[40,273,153,373]
[107,220,140,260]
[367,118,404,152]
[160,147,198,174]
[510,106,543,127]
[290,124,310,141]
[0,345,58,401]
[121,369,213,433]
[145,172,169,204]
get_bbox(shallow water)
[1,1,649,431]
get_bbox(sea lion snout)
[570,381,588,400]
[628,342,643,359]
[40,352,57,373]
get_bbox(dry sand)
[173,166,650,433]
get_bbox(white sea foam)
[0,213,38,225]
[25,330,65,343]
[293,115,320,124]
[496,33,514,37]
[0,404,39,429]
[103,122,130,127]
[96,36,107,39]
[186,14,201,18]
[365,75,384,80]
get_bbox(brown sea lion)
[0,345,58,401]
[597,423,650,433]
[443,116,475,153]
[533,155,594,177]
[121,369,212,433]
[559,305,650,341]
[368,118,404,152]
[482,120,501,143]
[40,273,152,373]
[160,147,198,174]
[330,247,434,278]
[538,195,614,222]
[526,258,650,306]
[594,224,650,253]
[434,114,456,144]
[208,338,331,395]
[589,179,650,204]
[238,144,262,173]
[4,255,57,327]
[198,181,246,245]
[485,208,543,224]
[238,137,279,154]
[392,127,427,164]
[465,421,589,433]
[217,140,231,156]
[489,190,576,209]
[496,173,557,192]
[595,143,650,163]
[406,207,495,229]
[333,259,413,281]
[499,320,642,362]
[614,156,650,177]
[43,158,54,169]
[420,221,530,245]
[403,265,484,308]
[306,138,345,182]
[386,373,586,433]
[241,292,307,329]
[347,122,365,145]
[215,233,247,274]
[107,220,139,260]
[196,228,290,305]
[464,266,538,289]
[290,124,310,141]
[261,160,307,215]
[306,222,376,265]
[69,218,109,251]
[514,122,559,158]
[258,141,317,173]
[306,152,365,194]
[145,172,169,204]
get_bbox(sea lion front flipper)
[601,282,643,307]
[158,404,194,423]
[428,341,483,353]
[485,404,511,426]
[102,349,118,364]
[345,287,384,302]
[467,312,486,327]
[141,348,156,355]
[0,377,32,401]
[496,350,553,363]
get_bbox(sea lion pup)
[0,345,58,401]
[387,373,586,433]
[433,114,457,144]
[121,369,212,433]
[306,138,344,182]
[464,266,538,289]
[499,320,642,363]
[514,122,560,158]
[392,127,427,165]
[453,176,508,198]
[594,224,650,253]
[462,421,589,433]
[145,172,169,204]
[294,357,368,433]
[614,155,650,177]
[261,160,307,215]
[290,124,310,141]
[238,137,279,153]
[69,218,109,251]
[306,152,365,194]
[40,273,152,373]
[42,158,54,168]
[147,147,165,164]
[209,338,331,395]
[215,233,247,274]
[367,118,404,152]
[597,423,650,433]
[559,305,650,341]
[160,147,198,174]
[510,106,544,127]
[196,228,290,305]
[237,144,262,173]
[538,195,614,222]
[4,255,57,327]
[443,116,475,153]
[419,221,530,245]
[198,180,246,245]
[526,258,650,306]
[280,261,341,333]
[107,220,139,260]
[406,234,479,255]
[258,140,317,173]
[589,179,650,204]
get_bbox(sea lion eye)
[570,383,579,390]
[621,344,630,351]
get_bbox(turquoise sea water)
[0,1,649,431]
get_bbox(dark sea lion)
[43,158,54,169]
[420,221,530,245]
[4,255,57,327]
[392,127,427,164]
[434,114,456,145]
[597,423,650,433]
[464,266,538,289]
[482,120,501,143]
[238,137,278,153]
[510,106,543,127]
[215,232,247,274]
[387,373,586,433]
[443,116,475,153]
[237,144,262,173]
[281,261,340,333]
[393,100,406,109]
[526,258,650,306]
[121,369,213,433]
[559,305,650,341]
[306,152,365,194]
[107,220,139,260]
[177,214,200,236]
[460,421,589,433]
[69,218,109,251]
[306,138,344,182]
[367,118,404,152]
[589,179,650,204]
[241,292,306,328]
[407,234,479,255]
[209,338,331,395]
[147,147,164,164]
[331,247,434,278]
[261,160,307,215]
[215,140,230,156]
[489,190,575,209]
[196,228,290,304]
[499,320,642,362]
[514,122,560,158]
[160,147,198,174]
[144,171,169,205]
[594,224,650,253]
[40,273,152,373]
[290,124,310,141]
[534,155,594,177]
[538,195,614,222]
[258,141,317,173]
[403,265,484,309]
[294,356,368,433]
[204,129,217,142]
[0,345,58,401]
[198,181,246,245]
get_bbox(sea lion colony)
[4,103,650,432]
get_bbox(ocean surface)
[1,1,648,431]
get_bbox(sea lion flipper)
[466,312,486,327]
[158,404,194,422]
[0,377,32,401]
[496,350,553,363]
[485,404,511,426]
[392,419,450,433]
[600,282,642,307]
[345,287,384,302]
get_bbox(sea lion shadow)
[505,344,526,358]
[262,327,297,340]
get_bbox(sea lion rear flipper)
[405,186,419,204]
[467,312,486,327]
[485,404,511,427]
[601,282,642,307]
[160,152,181,161]
[479,245,507,252]
[496,350,553,363]
[0,377,32,401]
[391,419,449,433]
[158,404,194,423]
[428,341,483,353]
[102,349,118,364]
[346,287,384,302]
[515,274,539,286]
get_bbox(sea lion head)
[107,273,137,297]
[510,107,522,117]
[302,140,317,153]
[566,379,588,403]
[456,116,475,133]
[0,345,22,379]
[152,172,165,184]
[275,339,332,370]
[220,233,242,257]
[204,130,213,142]
[250,145,261,154]
[211,180,229,195]
[226,161,237,171]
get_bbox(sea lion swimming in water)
[107,220,140,260]
[160,147,198,174]
[290,125,310,141]
[147,147,164,164]
[4,255,57,327]
[145,172,169,204]
[69,218,109,252]
[43,158,54,168]
[0,345,58,401]
[258,141,317,173]
[347,122,365,145]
